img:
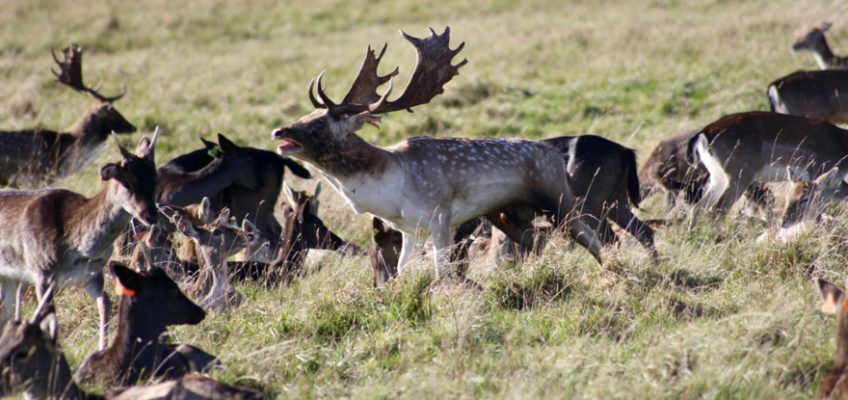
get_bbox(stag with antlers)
[272,28,602,278]
[0,43,134,188]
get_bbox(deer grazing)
[74,262,218,387]
[162,204,253,312]
[157,133,311,253]
[0,295,262,399]
[0,44,135,188]
[793,22,848,70]
[0,129,159,350]
[756,169,843,244]
[691,112,848,214]
[815,279,848,398]
[766,70,848,124]
[272,27,602,278]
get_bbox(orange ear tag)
[842,298,848,311]
[116,282,137,297]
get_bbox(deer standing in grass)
[0,129,159,350]
[0,292,262,400]
[0,44,135,188]
[690,112,848,215]
[272,27,601,278]
[793,22,848,70]
[75,262,218,387]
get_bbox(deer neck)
[104,295,170,375]
[811,37,837,69]
[834,311,848,369]
[310,133,393,180]
[65,182,133,257]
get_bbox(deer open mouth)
[277,138,303,155]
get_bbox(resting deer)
[157,133,310,253]
[162,205,253,312]
[0,295,262,400]
[75,262,217,387]
[0,129,159,350]
[816,279,848,398]
[691,112,848,215]
[271,27,601,278]
[793,22,848,70]
[0,43,135,188]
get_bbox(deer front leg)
[84,273,110,350]
[566,217,603,263]
[429,211,453,279]
[397,232,418,274]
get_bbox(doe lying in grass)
[75,262,217,387]
[0,290,262,399]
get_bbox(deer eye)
[212,229,223,237]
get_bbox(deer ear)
[175,218,199,238]
[100,163,119,181]
[197,197,214,224]
[308,186,320,216]
[136,126,159,161]
[217,133,240,154]
[819,279,845,314]
[822,21,833,32]
[372,217,386,234]
[215,208,231,225]
[201,137,216,151]
[242,219,256,234]
[111,261,144,293]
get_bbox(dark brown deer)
[793,22,848,70]
[0,129,159,350]
[0,294,262,399]
[74,262,217,387]
[369,218,402,288]
[816,279,848,398]
[767,70,848,124]
[543,135,658,262]
[157,133,310,253]
[272,27,601,278]
[0,43,135,188]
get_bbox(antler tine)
[30,283,56,324]
[112,131,133,159]
[368,26,467,115]
[308,77,325,109]
[149,126,161,149]
[341,43,400,106]
[51,43,126,103]
[315,71,338,109]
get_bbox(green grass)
[3,0,848,398]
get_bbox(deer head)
[110,261,206,326]
[783,167,848,227]
[102,128,160,225]
[0,292,63,398]
[161,203,250,267]
[53,44,135,135]
[793,21,833,51]
[271,27,467,171]
[368,217,401,288]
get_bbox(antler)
[52,43,126,103]
[308,27,466,115]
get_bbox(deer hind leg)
[83,273,110,350]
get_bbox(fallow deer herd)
[2,20,848,398]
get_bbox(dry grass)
[3,0,848,398]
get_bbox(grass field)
[3,0,848,398]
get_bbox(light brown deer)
[756,169,843,244]
[0,129,159,350]
[793,22,848,70]
[0,44,135,188]
[161,205,253,312]
[0,295,263,399]
[816,279,848,398]
[271,27,601,278]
